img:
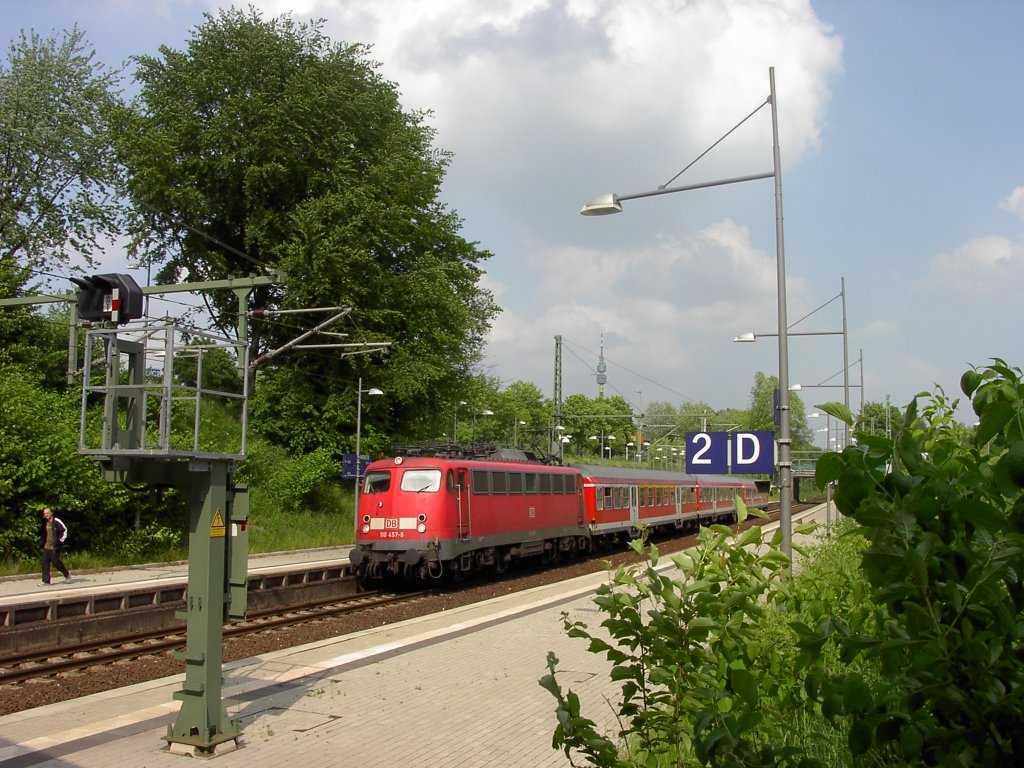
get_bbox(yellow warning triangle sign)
[210,508,226,537]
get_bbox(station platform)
[0,503,835,768]
[0,546,354,604]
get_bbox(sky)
[4,0,1022,440]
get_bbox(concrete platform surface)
[0,547,353,607]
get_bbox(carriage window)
[446,470,456,492]
[508,472,523,493]
[602,486,612,510]
[595,485,604,510]
[363,471,391,494]
[471,469,490,494]
[525,473,538,493]
[492,471,508,494]
[400,469,442,493]
[647,487,654,506]
[638,487,645,507]
[539,473,551,493]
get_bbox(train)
[348,449,770,581]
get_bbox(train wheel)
[494,548,508,574]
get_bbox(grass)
[0,488,357,576]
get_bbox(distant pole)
[355,377,364,523]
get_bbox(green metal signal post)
[74,275,252,757]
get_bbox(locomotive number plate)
[379,531,406,539]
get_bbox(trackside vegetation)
[542,358,1024,767]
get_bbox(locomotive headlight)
[417,523,426,533]
[361,524,370,534]
[362,515,370,523]
[417,514,427,523]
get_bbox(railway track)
[0,498,823,690]
[0,589,429,685]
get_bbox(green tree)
[0,365,149,560]
[116,9,498,452]
[856,399,901,439]
[0,260,69,390]
[642,400,678,445]
[492,380,548,451]
[0,26,123,270]
[748,371,813,446]
[677,401,718,433]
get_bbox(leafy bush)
[807,359,1024,765]
[0,364,136,559]
[543,358,1024,768]
[113,521,184,561]
[238,441,345,514]
[541,508,821,768]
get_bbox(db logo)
[384,518,399,529]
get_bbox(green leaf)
[977,399,1014,446]
[814,401,854,425]
[729,666,759,707]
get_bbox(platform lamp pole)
[580,67,792,565]
[354,378,383,522]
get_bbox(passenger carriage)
[571,464,766,540]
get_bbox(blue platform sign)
[685,431,729,473]
[685,431,776,474]
[341,454,371,481]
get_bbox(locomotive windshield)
[399,468,442,493]
[363,471,391,494]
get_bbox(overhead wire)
[561,336,698,407]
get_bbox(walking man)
[40,507,71,585]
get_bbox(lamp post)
[472,409,494,443]
[354,377,383,521]
[581,67,793,563]
[513,419,526,448]
[452,400,467,446]
[735,276,849,418]
[588,429,611,458]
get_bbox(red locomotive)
[349,452,769,581]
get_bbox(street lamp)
[513,419,526,448]
[581,67,793,562]
[734,276,850,419]
[354,377,383,520]
[588,429,613,458]
[472,409,494,443]
[452,400,467,445]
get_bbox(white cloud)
[480,217,808,403]
[216,0,840,406]
[999,187,1024,220]
[242,1,841,174]
[926,235,1024,293]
